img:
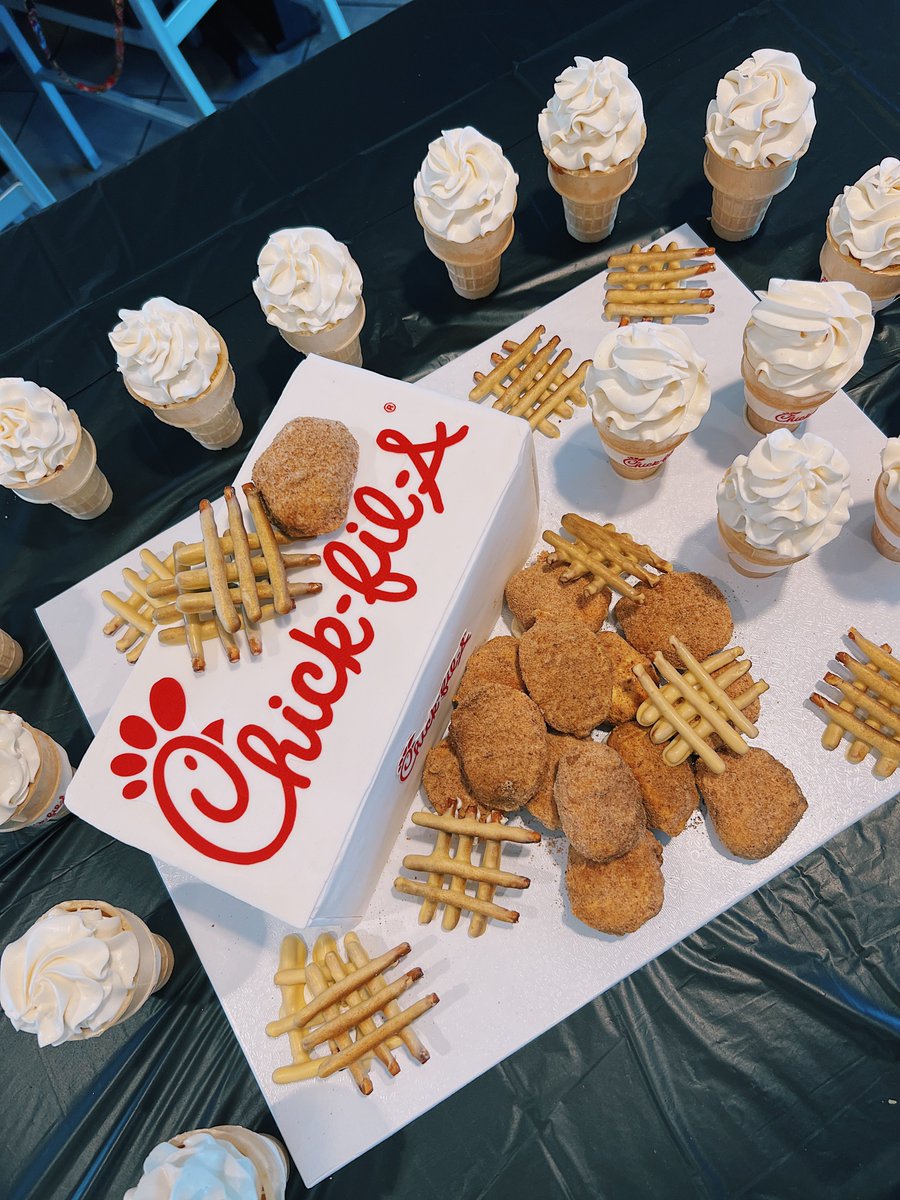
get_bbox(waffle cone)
[872,473,900,561]
[0,630,23,680]
[279,298,365,366]
[54,900,174,1032]
[703,145,798,241]
[169,1127,289,1199]
[545,127,644,243]
[717,513,808,577]
[741,346,834,434]
[419,210,516,299]
[594,416,688,479]
[125,334,242,450]
[5,414,112,519]
[820,225,900,313]
[0,725,72,832]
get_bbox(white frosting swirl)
[538,56,644,172]
[828,158,900,273]
[0,906,139,1046]
[253,227,363,335]
[414,126,518,243]
[745,279,874,397]
[0,379,78,486]
[586,323,711,442]
[717,429,851,556]
[124,1132,260,1200]
[881,437,900,508]
[705,48,816,167]
[0,712,39,825]
[109,298,220,407]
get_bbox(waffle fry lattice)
[469,325,590,438]
[266,931,436,1096]
[543,512,672,602]
[605,242,715,326]
[394,804,541,936]
[634,639,768,774]
[101,484,321,671]
[810,628,900,778]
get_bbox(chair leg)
[129,0,216,120]
[0,122,55,209]
[0,9,101,169]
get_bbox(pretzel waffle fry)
[543,512,672,602]
[605,242,715,326]
[810,628,900,778]
[267,931,435,1094]
[469,324,590,438]
[634,637,768,773]
[394,803,541,936]
[101,488,321,670]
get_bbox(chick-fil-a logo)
[110,421,469,864]
[396,630,471,782]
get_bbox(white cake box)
[63,357,538,926]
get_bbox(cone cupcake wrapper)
[820,226,900,313]
[169,1127,289,1199]
[741,350,834,434]
[717,513,808,578]
[420,211,516,300]
[0,727,72,832]
[125,335,243,450]
[6,414,112,519]
[0,630,23,680]
[872,474,900,562]
[594,416,687,479]
[279,298,365,367]
[703,146,798,242]
[545,128,644,244]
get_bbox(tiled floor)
[0,0,407,211]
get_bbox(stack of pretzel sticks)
[543,512,673,601]
[604,242,716,325]
[102,483,321,670]
[394,804,542,936]
[633,637,769,774]
[267,931,437,1095]
[469,324,590,437]
[810,628,900,778]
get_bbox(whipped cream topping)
[706,48,816,167]
[0,906,139,1046]
[881,437,900,508]
[253,227,363,335]
[586,323,711,443]
[745,278,874,398]
[538,55,644,172]
[0,379,78,486]
[828,158,900,273]
[124,1131,260,1200]
[110,298,220,407]
[414,126,518,243]
[717,428,851,556]
[0,712,39,826]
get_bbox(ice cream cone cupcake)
[125,1127,289,1199]
[586,323,710,479]
[110,298,242,450]
[0,899,173,1046]
[414,126,518,300]
[872,437,900,562]
[254,227,365,366]
[717,429,851,578]
[704,49,816,241]
[539,56,645,243]
[0,629,23,680]
[741,279,874,434]
[821,159,900,313]
[0,379,112,518]
[0,711,72,832]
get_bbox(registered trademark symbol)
[384,402,396,413]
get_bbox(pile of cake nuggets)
[421,514,808,936]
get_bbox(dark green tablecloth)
[1,1,898,1195]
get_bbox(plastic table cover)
[0,1,898,1196]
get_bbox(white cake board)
[39,225,899,1186]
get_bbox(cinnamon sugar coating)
[614,571,733,661]
[422,738,477,815]
[606,721,699,837]
[251,416,359,538]
[554,742,645,862]
[526,729,586,831]
[449,682,546,812]
[519,619,612,737]
[505,552,611,632]
[454,636,524,706]
[695,747,807,859]
[597,630,653,726]
[566,833,664,935]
